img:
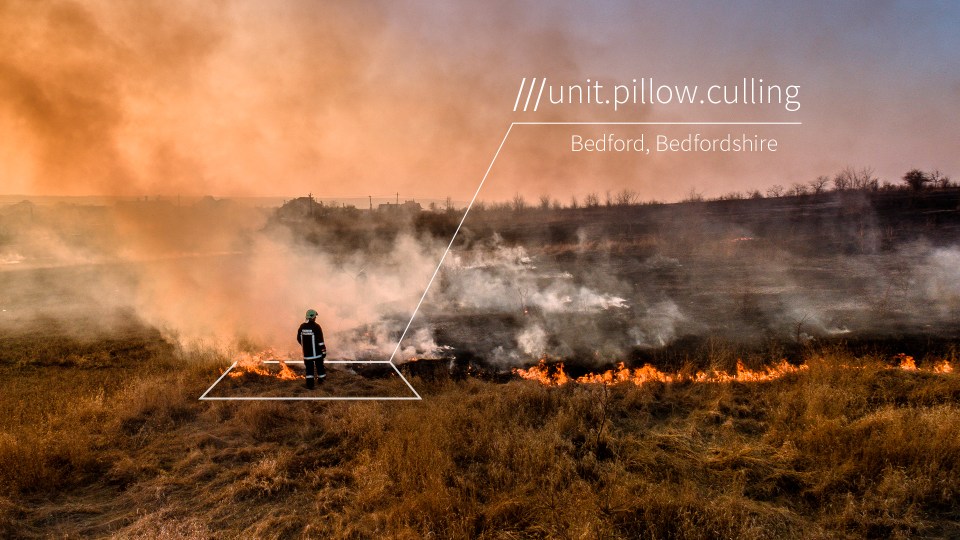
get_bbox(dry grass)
[2,330,960,539]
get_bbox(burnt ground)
[398,189,960,372]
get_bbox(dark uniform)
[297,319,326,388]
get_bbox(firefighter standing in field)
[298,309,326,389]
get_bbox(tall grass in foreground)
[1,340,958,539]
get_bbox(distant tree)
[584,192,600,207]
[809,175,830,195]
[614,189,638,206]
[766,185,785,198]
[833,168,853,191]
[902,169,930,191]
[538,194,551,210]
[512,193,527,211]
[851,167,878,191]
[930,169,952,189]
[569,195,579,209]
[684,189,704,202]
[719,191,744,200]
[604,190,613,207]
[551,198,562,210]
[790,183,808,196]
[748,189,764,199]
[879,181,898,191]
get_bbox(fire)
[227,349,304,380]
[514,358,808,387]
[894,353,953,373]
[895,353,917,371]
[515,354,956,387]
[276,361,302,380]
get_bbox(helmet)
[305,309,318,319]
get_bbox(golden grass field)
[2,324,959,539]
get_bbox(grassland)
[2,323,959,539]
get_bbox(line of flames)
[227,349,303,381]
[894,353,953,374]
[514,355,954,387]
[513,359,808,387]
[222,349,953,386]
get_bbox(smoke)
[4,191,960,370]
[0,199,449,361]
[3,3,959,370]
[3,2,958,204]
[628,300,686,348]
[439,243,628,314]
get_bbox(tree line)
[470,166,954,212]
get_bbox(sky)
[1,0,957,203]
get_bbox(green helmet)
[305,309,318,319]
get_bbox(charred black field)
[2,189,960,538]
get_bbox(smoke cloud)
[2,2,957,203]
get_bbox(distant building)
[277,195,325,220]
[276,195,365,221]
[377,200,422,213]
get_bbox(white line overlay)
[199,360,422,401]
[200,120,800,402]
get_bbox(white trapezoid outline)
[199,360,422,401]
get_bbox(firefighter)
[297,309,326,389]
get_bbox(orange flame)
[228,349,304,380]
[276,360,302,380]
[895,353,917,371]
[514,359,808,387]
[515,354,957,387]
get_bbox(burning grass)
[2,329,960,538]
[514,358,810,386]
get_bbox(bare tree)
[584,192,600,207]
[851,167,879,191]
[833,168,853,191]
[512,193,527,211]
[930,169,952,189]
[790,183,808,197]
[809,175,830,195]
[538,194,551,210]
[569,195,579,209]
[604,190,613,207]
[766,184,785,198]
[684,188,704,202]
[614,189,638,206]
[748,189,764,199]
[902,169,930,191]
[794,313,811,344]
